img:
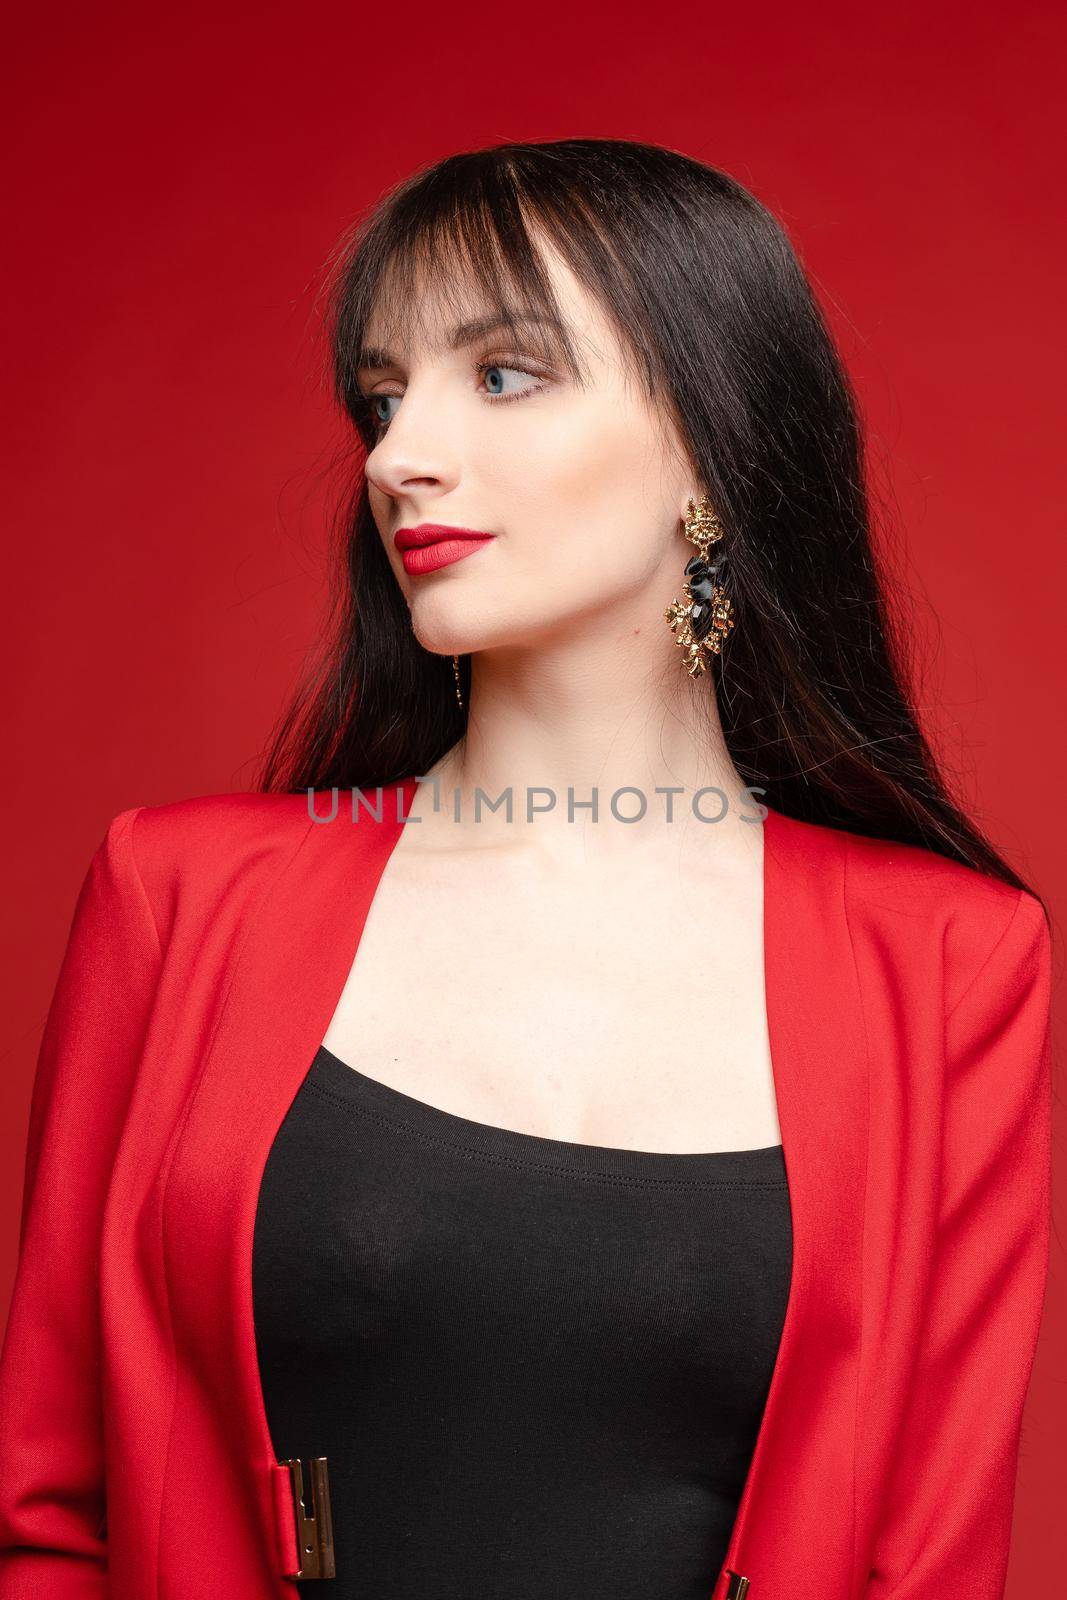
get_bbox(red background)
[2,2,1064,1591]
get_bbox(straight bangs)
[326,153,666,450]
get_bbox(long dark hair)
[257,137,1041,902]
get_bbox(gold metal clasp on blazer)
[281,1456,335,1579]
[724,1569,751,1600]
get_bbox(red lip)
[394,523,494,551]
[394,523,496,577]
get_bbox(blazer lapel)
[163,780,869,1597]
[718,801,868,1599]
[161,780,420,1585]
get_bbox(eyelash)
[362,359,550,432]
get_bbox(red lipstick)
[394,523,496,576]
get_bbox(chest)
[320,842,781,1153]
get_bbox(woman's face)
[357,233,699,662]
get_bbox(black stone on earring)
[689,601,714,641]
[684,556,722,604]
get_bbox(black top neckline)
[309,1045,787,1185]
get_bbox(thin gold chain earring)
[664,495,735,676]
[452,654,465,711]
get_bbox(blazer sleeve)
[0,808,163,1599]
[865,886,1054,1600]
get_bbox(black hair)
[257,136,1042,902]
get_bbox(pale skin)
[321,229,781,1154]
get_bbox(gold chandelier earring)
[664,495,735,676]
[451,654,465,711]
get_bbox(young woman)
[0,139,1053,1600]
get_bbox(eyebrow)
[355,311,568,372]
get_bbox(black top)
[252,1045,792,1599]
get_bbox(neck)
[416,629,756,860]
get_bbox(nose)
[363,379,461,501]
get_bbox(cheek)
[489,397,677,578]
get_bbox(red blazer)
[0,780,1052,1600]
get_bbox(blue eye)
[371,395,400,426]
[362,360,548,434]
[480,363,545,400]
